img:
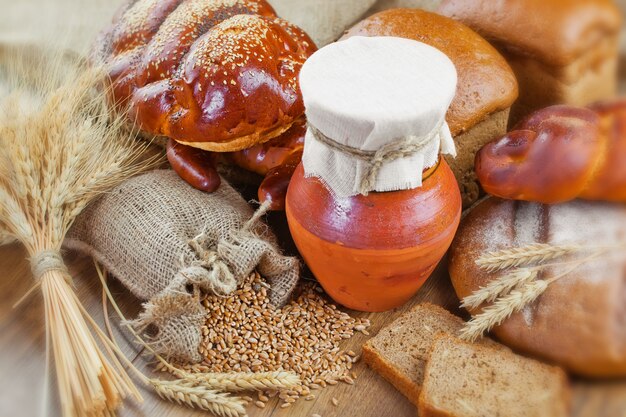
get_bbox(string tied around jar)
[308,119,445,196]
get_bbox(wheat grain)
[180,273,370,406]
[460,280,549,342]
[476,243,580,271]
[461,269,538,309]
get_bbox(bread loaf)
[476,101,626,203]
[449,197,626,377]
[95,0,315,152]
[94,0,316,209]
[342,9,518,206]
[439,0,622,122]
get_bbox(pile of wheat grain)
[160,272,370,408]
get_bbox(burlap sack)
[368,0,443,14]
[65,170,300,363]
[269,0,377,46]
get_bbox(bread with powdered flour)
[449,197,626,377]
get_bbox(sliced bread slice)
[419,334,570,417]
[363,303,497,404]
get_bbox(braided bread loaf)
[94,0,315,207]
[476,101,626,203]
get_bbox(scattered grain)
[171,273,369,407]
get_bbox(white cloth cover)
[300,36,457,197]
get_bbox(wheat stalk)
[476,243,580,271]
[460,279,549,342]
[462,247,613,341]
[461,269,539,309]
[0,48,162,417]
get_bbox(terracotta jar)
[285,36,462,312]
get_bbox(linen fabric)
[299,36,458,197]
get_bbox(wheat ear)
[179,371,301,392]
[476,243,580,271]
[0,49,164,417]
[460,279,549,342]
[461,269,539,309]
[151,380,247,417]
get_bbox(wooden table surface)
[1,220,625,417]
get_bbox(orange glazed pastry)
[286,37,461,311]
[475,101,626,204]
[94,0,316,208]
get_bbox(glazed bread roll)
[476,101,626,203]
[227,118,305,210]
[94,0,317,209]
[439,0,623,123]
[342,9,518,206]
[94,0,315,153]
[449,197,626,377]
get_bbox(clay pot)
[286,158,462,312]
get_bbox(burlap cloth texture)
[65,170,300,363]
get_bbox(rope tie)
[180,201,272,296]
[181,234,236,296]
[30,250,70,281]
[308,120,444,195]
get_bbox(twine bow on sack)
[308,119,445,195]
[174,200,272,297]
[182,233,237,296]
